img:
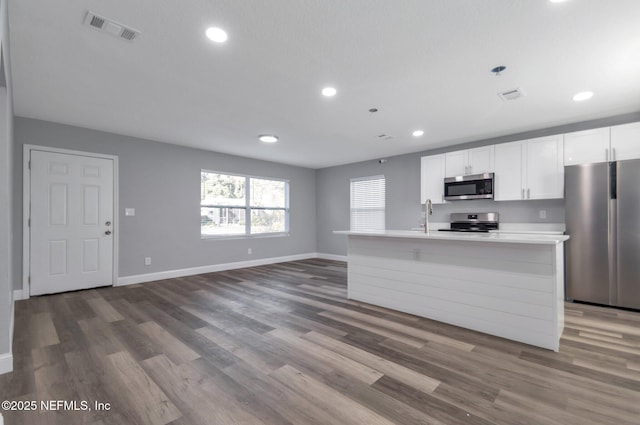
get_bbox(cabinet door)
[421,154,445,204]
[444,150,468,177]
[468,145,495,174]
[564,127,609,165]
[525,135,564,199]
[611,122,640,161]
[494,141,524,201]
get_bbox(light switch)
[125,208,136,217]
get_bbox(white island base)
[336,231,569,351]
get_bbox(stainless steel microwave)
[444,173,494,201]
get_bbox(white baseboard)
[0,352,13,375]
[316,253,347,262]
[13,289,25,301]
[117,252,322,286]
[14,253,348,291]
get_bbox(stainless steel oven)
[444,173,494,201]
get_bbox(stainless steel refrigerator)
[565,159,640,309]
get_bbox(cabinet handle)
[606,148,609,162]
[613,148,616,161]
[522,188,525,199]
[527,188,530,199]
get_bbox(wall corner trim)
[116,252,336,286]
[0,352,13,375]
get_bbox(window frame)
[200,169,290,239]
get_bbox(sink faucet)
[424,199,433,234]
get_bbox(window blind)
[350,175,385,231]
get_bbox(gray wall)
[317,112,640,256]
[1,0,14,357]
[13,117,317,289]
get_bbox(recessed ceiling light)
[549,0,567,3]
[412,130,425,137]
[321,87,337,97]
[205,27,228,43]
[258,134,278,143]
[573,91,594,102]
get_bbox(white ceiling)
[8,0,640,168]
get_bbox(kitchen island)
[334,230,570,351]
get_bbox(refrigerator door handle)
[610,197,618,306]
[609,161,618,306]
[610,162,617,199]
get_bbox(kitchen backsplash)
[416,198,565,227]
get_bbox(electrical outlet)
[248,248,252,255]
[539,210,547,219]
[144,257,151,266]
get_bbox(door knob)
[105,230,112,235]
[105,221,111,226]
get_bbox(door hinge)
[28,218,30,227]
[28,160,31,169]
[28,276,30,284]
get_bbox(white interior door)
[30,150,114,295]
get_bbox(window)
[350,175,385,231]
[201,171,289,237]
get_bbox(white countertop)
[334,229,569,245]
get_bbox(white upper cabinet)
[468,145,495,175]
[564,127,610,165]
[420,154,445,204]
[444,150,468,177]
[494,141,524,201]
[563,122,640,165]
[611,122,640,161]
[494,135,564,201]
[423,122,640,204]
[444,146,495,177]
[525,135,564,200]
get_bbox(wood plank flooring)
[1,259,640,424]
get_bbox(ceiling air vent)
[83,11,140,42]
[89,15,106,30]
[120,28,138,41]
[498,88,526,101]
